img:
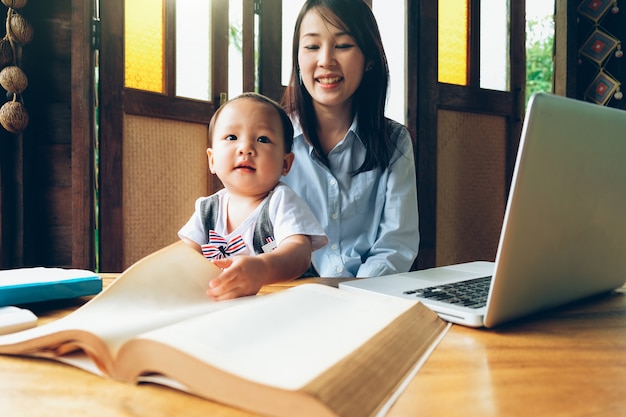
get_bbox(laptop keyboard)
[403,276,492,309]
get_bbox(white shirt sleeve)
[268,183,328,251]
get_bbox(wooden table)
[2,276,626,416]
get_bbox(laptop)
[340,93,626,328]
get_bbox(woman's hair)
[281,0,392,173]
[209,92,295,153]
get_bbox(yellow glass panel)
[438,0,468,85]
[125,0,164,93]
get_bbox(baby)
[179,93,327,300]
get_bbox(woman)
[281,0,419,277]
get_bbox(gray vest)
[199,195,273,255]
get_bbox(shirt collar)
[347,115,361,145]
[293,117,304,138]
[293,115,361,145]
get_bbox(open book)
[0,242,448,417]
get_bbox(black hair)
[281,0,392,173]
[209,92,295,153]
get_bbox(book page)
[0,242,238,364]
[118,283,420,390]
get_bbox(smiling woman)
[296,9,367,145]
[282,0,406,123]
[280,0,419,278]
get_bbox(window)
[480,0,510,91]
[124,0,213,102]
[176,0,211,101]
[125,0,164,93]
[438,0,468,85]
[525,0,555,105]
[438,0,511,92]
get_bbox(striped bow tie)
[201,230,247,260]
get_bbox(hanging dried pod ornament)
[0,65,27,94]
[1,0,28,9]
[0,1,31,134]
[0,99,28,133]
[7,11,33,46]
[0,37,12,68]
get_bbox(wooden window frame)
[122,0,228,124]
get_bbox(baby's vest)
[199,195,274,255]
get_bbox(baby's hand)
[207,256,266,300]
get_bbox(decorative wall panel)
[577,0,625,108]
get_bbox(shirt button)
[330,179,337,186]
[331,212,338,220]
[331,244,338,250]
[335,266,343,273]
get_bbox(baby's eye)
[225,134,237,141]
[257,136,271,144]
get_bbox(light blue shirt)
[282,117,419,277]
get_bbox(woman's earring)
[298,70,303,85]
[365,62,373,72]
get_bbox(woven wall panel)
[123,115,209,268]
[436,109,507,266]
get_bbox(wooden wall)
[0,0,86,269]
[436,110,507,266]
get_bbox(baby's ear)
[282,152,295,175]
[206,148,216,173]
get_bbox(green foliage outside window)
[526,17,554,107]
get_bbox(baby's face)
[207,98,293,198]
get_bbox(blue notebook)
[0,267,102,306]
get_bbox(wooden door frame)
[70,0,97,269]
[98,0,125,272]
[554,0,578,98]
[409,0,526,269]
[98,0,228,271]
